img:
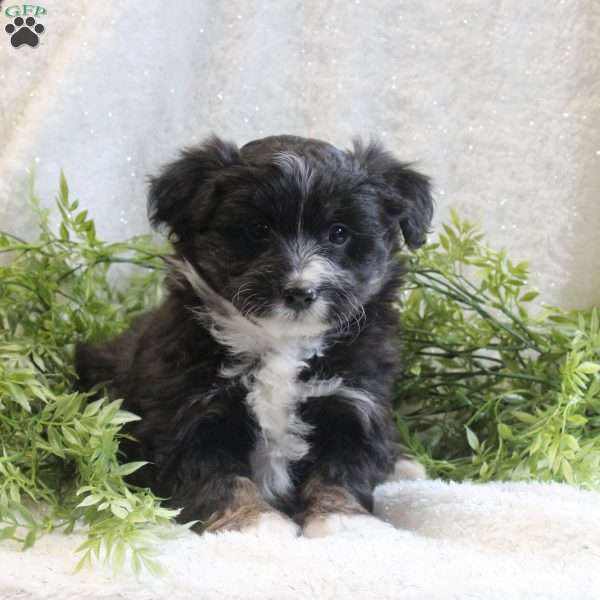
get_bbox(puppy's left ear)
[352,139,434,249]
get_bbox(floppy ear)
[352,139,434,249]
[148,135,240,240]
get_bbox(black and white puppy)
[75,134,433,537]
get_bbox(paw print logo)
[5,16,45,48]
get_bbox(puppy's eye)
[328,223,349,245]
[247,222,271,242]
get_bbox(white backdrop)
[1,0,598,308]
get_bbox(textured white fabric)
[2,479,599,599]
[1,1,599,308]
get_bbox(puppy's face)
[149,135,433,335]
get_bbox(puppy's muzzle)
[283,286,318,312]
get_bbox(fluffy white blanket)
[2,479,599,600]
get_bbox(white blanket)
[2,479,599,599]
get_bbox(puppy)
[75,134,433,537]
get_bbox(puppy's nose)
[283,287,318,311]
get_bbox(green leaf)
[77,495,102,508]
[140,555,165,577]
[74,551,92,573]
[498,423,512,439]
[46,426,65,457]
[115,461,148,476]
[110,503,129,519]
[110,410,141,426]
[449,208,460,228]
[59,170,69,203]
[519,291,539,303]
[98,400,122,424]
[567,415,588,427]
[6,382,31,412]
[547,442,559,467]
[75,210,88,225]
[512,411,538,424]
[561,459,574,484]
[0,526,17,541]
[83,398,104,417]
[111,541,126,572]
[55,394,82,420]
[61,425,80,447]
[60,222,70,241]
[465,426,480,452]
[22,529,37,550]
[579,362,600,374]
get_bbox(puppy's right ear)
[148,135,240,240]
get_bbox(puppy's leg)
[299,478,392,538]
[295,402,396,538]
[204,476,297,536]
[177,474,298,537]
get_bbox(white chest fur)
[244,340,320,502]
[242,342,378,502]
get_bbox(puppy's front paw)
[303,512,393,538]
[243,510,300,538]
[206,505,299,538]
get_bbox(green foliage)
[397,210,600,487]
[0,174,177,575]
[0,177,598,572]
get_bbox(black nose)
[283,287,318,311]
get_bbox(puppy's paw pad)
[303,513,393,538]
[243,511,300,538]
